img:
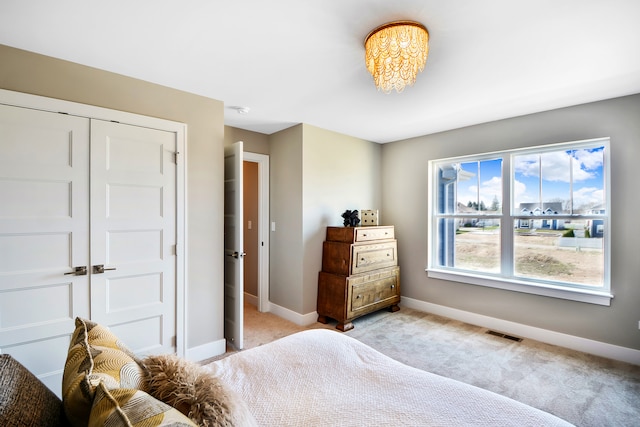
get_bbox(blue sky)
[455,146,604,212]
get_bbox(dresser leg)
[336,322,354,332]
[389,304,400,313]
[317,315,328,324]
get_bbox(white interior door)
[90,119,177,355]
[224,141,244,350]
[0,105,90,393]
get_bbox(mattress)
[206,329,573,426]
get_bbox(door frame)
[0,89,187,356]
[243,152,270,312]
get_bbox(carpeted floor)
[215,302,640,427]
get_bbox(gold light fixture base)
[364,20,429,93]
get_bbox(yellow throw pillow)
[89,382,197,427]
[62,317,145,427]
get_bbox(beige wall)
[382,94,640,350]
[269,125,304,311]
[301,124,382,314]
[227,123,382,316]
[0,44,225,351]
[225,126,270,155]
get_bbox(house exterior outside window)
[427,138,611,306]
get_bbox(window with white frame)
[427,138,611,305]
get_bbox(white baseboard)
[184,338,226,363]
[266,301,319,326]
[401,296,640,366]
[244,292,258,307]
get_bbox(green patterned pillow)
[89,382,197,427]
[62,317,146,427]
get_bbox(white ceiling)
[2,0,640,143]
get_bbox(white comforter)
[206,329,573,426]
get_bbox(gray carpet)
[344,307,640,427]
[231,303,640,427]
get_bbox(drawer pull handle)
[356,295,362,299]
[390,285,395,289]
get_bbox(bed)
[205,329,573,426]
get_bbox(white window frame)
[427,137,612,306]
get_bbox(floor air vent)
[486,330,523,342]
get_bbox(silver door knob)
[64,266,87,276]
[230,251,247,259]
[92,264,117,274]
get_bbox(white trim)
[244,291,259,307]
[176,126,187,357]
[266,302,319,326]
[243,152,270,313]
[0,89,188,357]
[427,137,611,305]
[427,269,613,306]
[0,89,180,130]
[184,339,227,362]
[401,296,640,366]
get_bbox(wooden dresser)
[317,225,400,331]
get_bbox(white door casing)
[224,141,244,350]
[0,90,186,395]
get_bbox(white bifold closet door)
[0,105,177,396]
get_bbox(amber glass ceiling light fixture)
[364,20,429,93]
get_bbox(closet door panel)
[0,105,90,394]
[90,119,177,356]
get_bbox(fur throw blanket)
[141,354,257,427]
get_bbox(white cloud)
[574,148,604,170]
[513,179,534,203]
[458,176,503,208]
[514,149,602,183]
[480,176,502,206]
[573,186,604,208]
[513,154,539,177]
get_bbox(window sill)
[426,268,613,306]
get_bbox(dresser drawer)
[322,240,397,276]
[326,225,394,243]
[354,226,394,242]
[351,241,397,275]
[348,267,400,318]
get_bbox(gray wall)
[382,94,640,350]
[0,44,225,351]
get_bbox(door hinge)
[173,152,179,164]
[171,336,177,347]
[171,244,177,255]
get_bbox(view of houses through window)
[429,138,610,298]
